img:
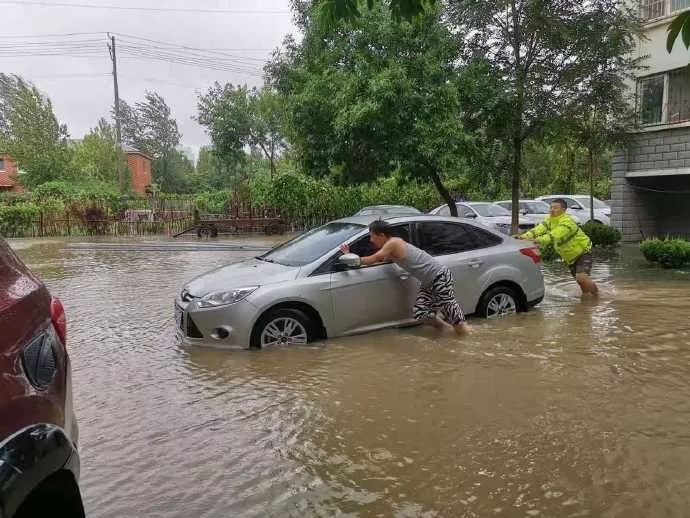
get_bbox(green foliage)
[70,118,128,188]
[316,0,436,22]
[194,191,230,214]
[197,86,286,176]
[118,91,181,158]
[0,202,40,236]
[667,11,690,52]
[581,221,621,247]
[153,150,194,193]
[0,74,73,187]
[539,242,558,262]
[268,3,469,207]
[641,238,690,269]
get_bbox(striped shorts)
[413,267,465,326]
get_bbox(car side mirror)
[570,205,582,210]
[338,253,362,268]
[465,212,477,218]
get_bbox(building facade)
[612,0,690,241]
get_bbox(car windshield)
[469,203,510,217]
[261,222,365,267]
[356,206,420,215]
[522,201,550,214]
[574,197,608,209]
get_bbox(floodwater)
[11,237,690,518]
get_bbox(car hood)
[184,258,299,297]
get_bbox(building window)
[0,159,5,171]
[638,66,690,126]
[667,67,690,123]
[672,0,690,12]
[639,75,665,125]
[642,0,690,20]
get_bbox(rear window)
[417,222,501,256]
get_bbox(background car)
[429,201,536,234]
[495,199,584,225]
[175,215,545,349]
[536,195,611,225]
[0,238,84,518]
[354,205,422,216]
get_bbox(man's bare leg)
[453,321,471,335]
[576,273,598,296]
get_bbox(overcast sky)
[2,0,297,160]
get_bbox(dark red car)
[0,238,84,517]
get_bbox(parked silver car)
[175,215,545,349]
[494,199,584,225]
[429,202,536,234]
[354,205,422,216]
[535,195,611,225]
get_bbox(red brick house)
[0,154,23,192]
[123,145,153,195]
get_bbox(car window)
[458,205,476,218]
[469,203,510,217]
[349,224,410,257]
[437,205,451,216]
[525,201,550,214]
[262,222,365,267]
[497,202,511,210]
[563,198,581,209]
[574,197,607,209]
[417,222,499,256]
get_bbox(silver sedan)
[175,215,545,349]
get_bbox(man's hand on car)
[339,243,351,254]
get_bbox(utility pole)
[108,33,124,192]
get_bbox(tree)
[446,0,642,232]
[117,91,188,192]
[70,118,127,187]
[316,0,435,22]
[188,145,247,191]
[268,2,473,214]
[0,74,72,187]
[197,85,286,178]
[117,91,181,158]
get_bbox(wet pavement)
[11,236,690,517]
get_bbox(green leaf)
[666,11,690,52]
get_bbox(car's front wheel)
[251,308,313,349]
[476,286,521,319]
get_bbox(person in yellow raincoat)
[519,198,598,295]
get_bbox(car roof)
[335,214,479,226]
[359,204,414,209]
[496,199,547,203]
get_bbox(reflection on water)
[13,238,690,517]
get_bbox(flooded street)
[12,237,690,518]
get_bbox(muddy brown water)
[11,237,690,518]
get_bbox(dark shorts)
[569,252,593,277]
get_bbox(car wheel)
[251,308,313,349]
[476,286,520,319]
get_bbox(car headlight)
[197,287,258,308]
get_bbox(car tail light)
[520,247,541,264]
[51,297,67,344]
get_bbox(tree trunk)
[511,136,522,235]
[428,165,457,217]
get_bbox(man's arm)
[520,221,549,242]
[339,239,403,266]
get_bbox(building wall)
[126,153,152,194]
[637,19,690,77]
[612,127,690,241]
[0,154,22,192]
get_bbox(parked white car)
[535,195,611,225]
[429,202,536,235]
[494,199,584,225]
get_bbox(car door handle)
[399,273,410,280]
[467,260,483,269]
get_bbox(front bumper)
[175,297,256,349]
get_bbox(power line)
[0,31,106,39]
[0,1,289,14]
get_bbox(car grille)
[186,315,204,338]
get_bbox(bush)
[582,221,621,247]
[539,242,558,262]
[640,238,690,269]
[0,202,41,237]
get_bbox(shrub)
[582,221,621,247]
[539,242,558,262]
[0,202,41,237]
[640,238,690,269]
